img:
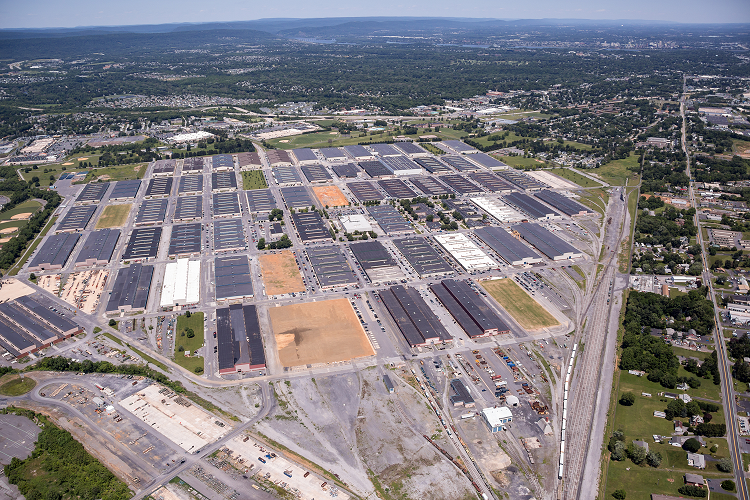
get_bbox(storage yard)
[259,251,305,296]
[59,270,109,314]
[480,277,559,330]
[270,298,374,367]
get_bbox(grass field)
[0,200,43,219]
[494,155,546,169]
[577,188,610,216]
[18,155,102,187]
[550,168,603,188]
[174,312,205,373]
[78,163,146,184]
[588,153,641,185]
[95,203,132,229]
[242,170,268,190]
[0,375,36,396]
[480,278,559,330]
[7,215,57,275]
[259,251,305,296]
[270,298,374,367]
[312,186,349,207]
[0,200,44,239]
[266,126,468,150]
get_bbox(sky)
[1,0,749,29]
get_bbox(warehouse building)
[301,164,332,183]
[409,176,452,196]
[178,175,203,195]
[378,179,418,199]
[56,205,97,232]
[306,246,358,288]
[443,198,483,220]
[360,160,393,178]
[380,285,452,347]
[394,142,429,157]
[440,174,484,194]
[122,227,162,260]
[145,177,173,197]
[292,148,318,165]
[380,156,423,176]
[291,212,331,243]
[28,233,81,271]
[160,259,201,308]
[279,186,314,209]
[482,407,512,432]
[367,205,413,234]
[512,223,583,260]
[76,182,110,204]
[368,143,402,157]
[211,154,234,171]
[441,155,481,172]
[211,171,238,191]
[237,152,263,170]
[340,214,372,233]
[349,240,404,282]
[213,219,246,252]
[152,159,176,177]
[450,379,475,407]
[393,237,453,278]
[441,140,478,154]
[212,192,242,218]
[504,192,560,219]
[320,147,347,162]
[474,227,542,266]
[469,172,514,193]
[181,157,205,174]
[110,180,142,200]
[332,163,360,178]
[135,199,168,225]
[346,181,384,202]
[497,170,547,191]
[106,263,154,312]
[471,197,525,223]
[414,157,452,174]
[433,233,496,271]
[173,196,203,221]
[0,296,82,358]
[246,189,278,213]
[168,223,202,257]
[217,304,266,375]
[534,190,594,216]
[215,255,254,301]
[272,166,303,186]
[343,145,375,161]
[470,153,508,170]
[75,228,120,267]
[266,149,293,167]
[430,279,510,337]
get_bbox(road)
[681,78,749,500]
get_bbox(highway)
[681,79,749,500]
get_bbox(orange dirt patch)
[0,227,18,234]
[269,298,375,367]
[312,185,349,207]
[10,213,32,220]
[76,157,89,161]
[258,250,305,296]
[0,237,10,243]
[62,162,74,166]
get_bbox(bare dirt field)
[10,213,32,220]
[481,278,559,330]
[269,298,374,367]
[59,270,108,314]
[0,227,17,235]
[95,204,131,229]
[312,186,349,207]
[259,250,305,296]
[38,274,61,295]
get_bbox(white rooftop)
[340,214,372,233]
[434,233,496,271]
[482,406,512,427]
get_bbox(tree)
[29,273,36,281]
[610,440,626,461]
[627,442,647,464]
[257,238,266,250]
[178,345,184,352]
[612,490,626,500]
[185,310,191,318]
[619,392,635,406]
[717,457,732,472]
[682,438,701,453]
[194,366,203,374]
[186,330,195,339]
[677,485,706,497]
[721,480,736,491]
[108,319,116,327]
[646,451,662,467]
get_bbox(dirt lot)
[269,298,374,367]
[258,250,305,296]
[96,204,132,229]
[481,278,559,330]
[312,186,349,207]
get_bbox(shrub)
[619,392,635,406]
[721,480,736,491]
[185,311,191,318]
[194,366,203,374]
[695,423,726,437]
[646,451,662,467]
[717,457,732,472]
[108,319,116,327]
[627,443,647,464]
[678,485,706,497]
[612,490,626,500]
[682,438,701,453]
[178,346,184,352]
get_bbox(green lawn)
[18,156,102,187]
[242,170,268,190]
[0,375,36,396]
[588,153,642,185]
[78,163,147,184]
[0,200,43,219]
[549,168,603,188]
[672,346,713,361]
[494,155,547,169]
[6,215,57,275]
[613,373,677,437]
[562,140,593,151]
[174,312,204,374]
[577,188,610,216]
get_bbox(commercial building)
[368,143,402,157]
[497,170,547,191]
[173,196,202,221]
[343,145,375,161]
[291,212,331,243]
[151,159,176,177]
[332,163,360,178]
[504,192,560,219]
[306,246,358,288]
[178,175,203,195]
[272,166,303,186]
[292,148,318,165]
[441,140,478,154]
[346,181,384,202]
[279,186,314,209]
[320,147,347,162]
[106,263,154,312]
[410,176,452,196]
[56,205,97,232]
[414,156,452,174]
[471,197,525,223]
[246,189,277,213]
[340,214,372,233]
[469,172,514,193]
[160,259,201,308]
[440,174,484,194]
[470,153,508,170]
[109,179,142,200]
[534,190,593,216]
[168,223,202,257]
[441,155,481,172]
[433,233,496,271]
[213,219,246,252]
[450,379,475,407]
[75,229,120,267]
[76,182,110,204]
[266,149,293,167]
[393,237,453,278]
[380,156,423,176]
[0,295,82,358]
[211,154,234,171]
[212,192,242,217]
[430,279,510,337]
[377,179,418,199]
[475,227,542,266]
[145,177,173,197]
[211,171,238,191]
[215,255,254,301]
[349,240,404,282]
[181,157,205,174]
[482,407,512,432]
[217,304,266,374]
[135,199,168,225]
[28,233,80,272]
[367,205,413,234]
[122,227,162,260]
[380,285,452,346]
[512,223,582,260]
[394,142,429,157]
[301,164,332,183]
[237,152,262,170]
[360,160,393,178]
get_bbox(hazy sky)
[1,0,749,29]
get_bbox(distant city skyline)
[1,0,749,30]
